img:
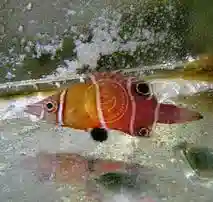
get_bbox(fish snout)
[24,103,44,119]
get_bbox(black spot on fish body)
[90,128,108,142]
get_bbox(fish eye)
[45,101,57,112]
[135,82,151,96]
[46,102,53,109]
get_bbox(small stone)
[170,158,177,163]
[5,72,14,80]
[26,2,32,11]
[18,25,24,32]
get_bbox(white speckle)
[8,48,14,54]
[121,41,138,52]
[185,171,196,180]
[24,46,31,53]
[75,39,82,47]
[66,9,76,16]
[29,20,37,24]
[19,54,26,62]
[112,193,132,202]
[20,151,27,156]
[26,2,33,11]
[0,163,7,172]
[76,43,101,67]
[55,82,61,88]
[32,84,39,90]
[20,38,26,45]
[170,158,177,163]
[28,114,40,122]
[186,55,196,62]
[64,60,79,73]
[5,72,15,80]
[79,76,85,83]
[18,25,24,32]
[141,29,152,39]
[34,42,62,58]
[76,41,120,68]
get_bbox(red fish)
[23,152,163,202]
[23,152,140,184]
[23,152,142,201]
[24,72,203,142]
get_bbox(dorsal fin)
[85,72,131,85]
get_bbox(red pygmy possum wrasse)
[23,152,158,201]
[24,72,203,142]
[23,152,141,184]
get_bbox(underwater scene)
[1,0,213,201]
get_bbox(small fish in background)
[24,72,202,142]
[23,151,141,185]
[23,152,148,202]
[173,141,213,189]
[23,152,162,202]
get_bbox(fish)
[173,142,213,189]
[23,151,141,185]
[23,152,158,201]
[24,72,203,142]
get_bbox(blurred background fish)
[173,141,213,189]
[23,151,142,184]
[22,151,160,201]
[144,55,213,82]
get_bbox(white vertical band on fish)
[57,89,67,126]
[152,93,169,132]
[39,107,45,120]
[90,75,108,129]
[127,77,136,135]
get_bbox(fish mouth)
[24,103,44,119]
[156,103,203,124]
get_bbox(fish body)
[23,152,145,201]
[24,152,140,184]
[24,72,202,141]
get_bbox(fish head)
[24,91,62,124]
